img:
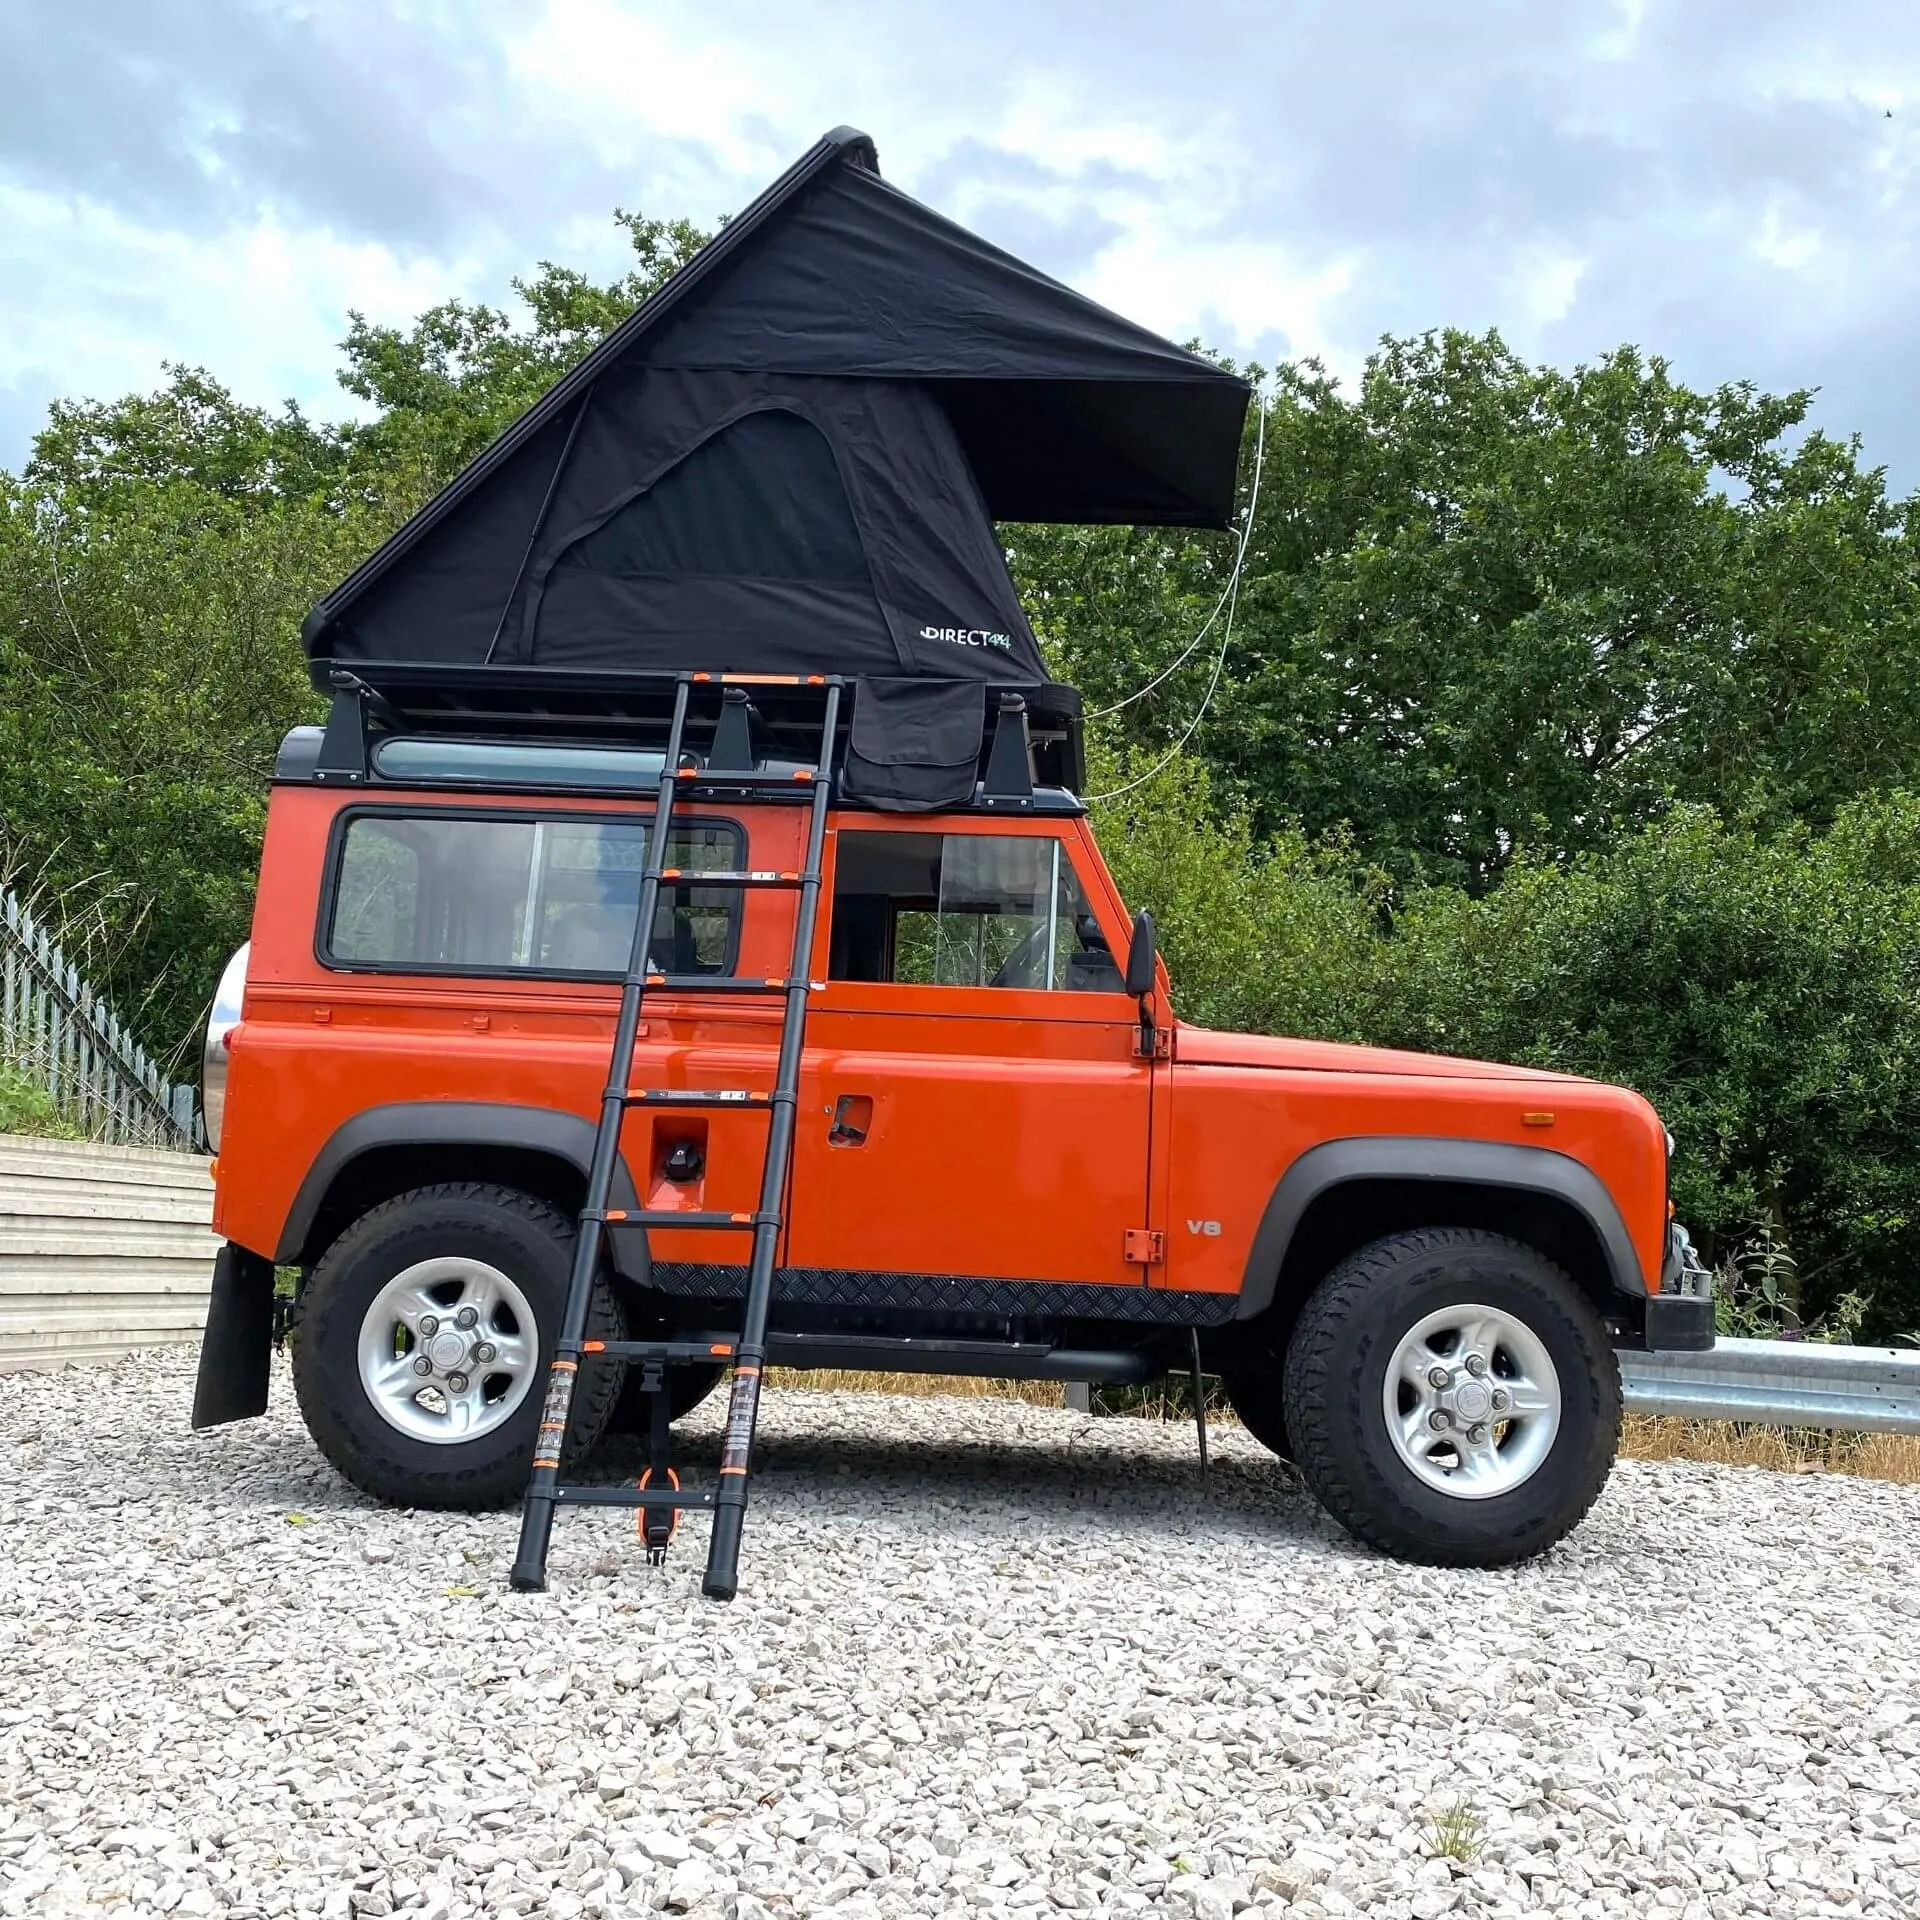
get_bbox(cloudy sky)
[5,0,1919,483]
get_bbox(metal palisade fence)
[0,886,197,1149]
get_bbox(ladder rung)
[659,869,805,888]
[641,973,802,994]
[676,767,818,788]
[552,1485,717,1510]
[622,1088,777,1109]
[588,1208,774,1230]
[576,1338,738,1363]
[689,672,829,687]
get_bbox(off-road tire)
[292,1183,625,1510]
[1282,1227,1621,1567]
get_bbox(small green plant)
[1714,1240,1874,1344]
[0,1060,80,1140]
[1423,1801,1484,1864]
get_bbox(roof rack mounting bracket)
[982,693,1034,801]
[314,676,376,784]
[708,686,760,772]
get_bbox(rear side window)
[325,813,743,976]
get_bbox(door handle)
[827,1093,872,1146]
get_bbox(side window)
[828,832,1125,992]
[326,814,742,975]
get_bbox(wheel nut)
[472,1342,496,1364]
[455,1306,479,1330]
[418,1315,439,1337]
[1491,1389,1511,1413]
[1427,1366,1452,1390]
[1429,1409,1451,1430]
[1468,1423,1489,1443]
[1465,1352,1488,1377]
[412,1355,434,1377]
[447,1372,470,1394]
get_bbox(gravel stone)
[4,1348,1920,1918]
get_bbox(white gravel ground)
[3,1351,1919,1920]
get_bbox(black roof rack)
[299,663,1085,810]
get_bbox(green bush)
[1089,751,1386,1041]
[0,1061,81,1140]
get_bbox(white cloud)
[0,182,465,435]
[1755,202,1821,272]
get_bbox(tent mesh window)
[555,410,871,587]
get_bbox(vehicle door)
[787,818,1153,1289]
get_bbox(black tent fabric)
[304,126,1250,687]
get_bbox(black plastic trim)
[190,1244,277,1428]
[274,1102,648,1281]
[313,802,745,982]
[1234,1136,1649,1319]
[1638,1292,1716,1353]
[757,1332,1162,1382]
[650,1262,1240,1324]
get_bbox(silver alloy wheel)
[1380,1302,1562,1500]
[356,1257,538,1445]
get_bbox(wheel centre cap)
[1453,1379,1493,1422]
[426,1329,469,1371]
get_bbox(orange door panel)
[787,814,1155,1288]
[789,995,1151,1283]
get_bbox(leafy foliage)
[0,1060,79,1139]
[1036,333,1920,891]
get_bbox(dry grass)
[765,1368,1065,1407]
[1620,1413,1920,1484]
[764,1371,1920,1487]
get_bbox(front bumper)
[1638,1220,1715,1353]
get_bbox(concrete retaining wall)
[0,1133,217,1372]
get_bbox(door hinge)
[1132,1025,1171,1060]
[1124,1228,1165,1266]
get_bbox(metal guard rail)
[1620,1337,1920,1436]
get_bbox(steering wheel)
[989,922,1054,989]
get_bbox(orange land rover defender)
[192,668,1713,1590]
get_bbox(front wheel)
[1283,1228,1621,1567]
[291,1183,624,1510]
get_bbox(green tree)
[1030,333,1920,891]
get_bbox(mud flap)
[191,1244,277,1428]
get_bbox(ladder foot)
[508,1564,549,1592]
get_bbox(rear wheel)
[1282,1228,1620,1567]
[292,1183,624,1510]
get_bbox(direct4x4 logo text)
[921,624,1015,652]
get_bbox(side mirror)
[1124,909,1158,998]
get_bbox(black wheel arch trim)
[274,1101,648,1281]
[1234,1136,1648,1319]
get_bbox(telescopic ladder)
[509,672,842,1601]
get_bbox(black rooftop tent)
[302,127,1249,801]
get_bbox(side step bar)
[751,1331,1165,1384]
